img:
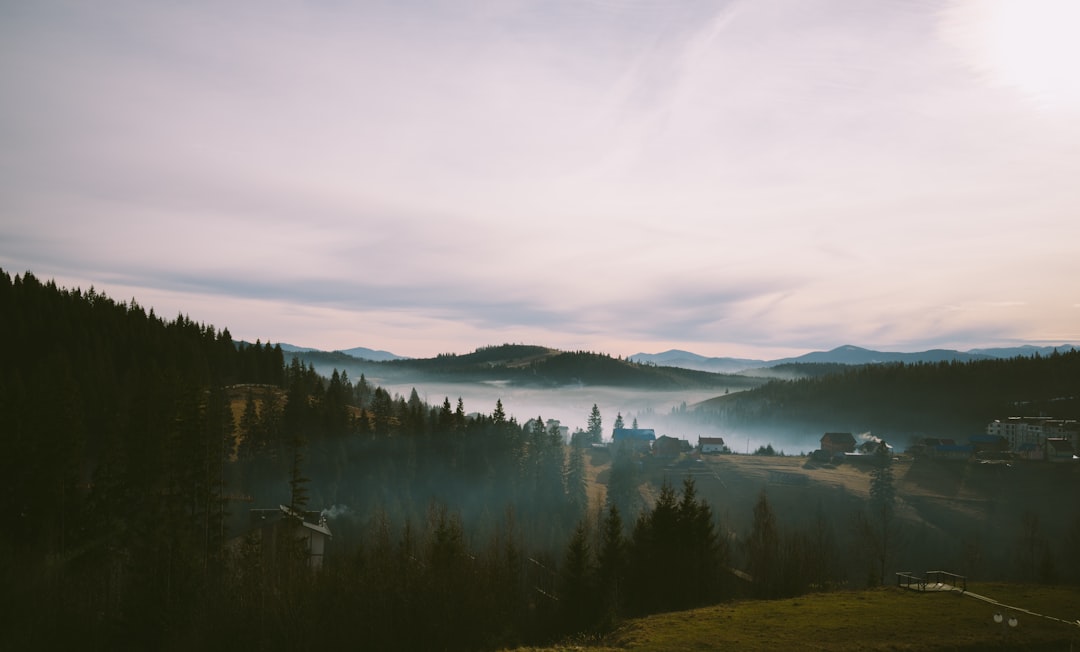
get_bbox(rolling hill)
[290,344,767,390]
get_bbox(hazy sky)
[3,0,1078,359]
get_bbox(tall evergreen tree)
[564,443,588,523]
[746,489,780,597]
[595,504,626,627]
[868,442,896,586]
[587,404,603,444]
[557,520,595,634]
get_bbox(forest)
[688,348,1080,437]
[3,269,1079,650]
[0,270,737,649]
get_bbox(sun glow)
[942,0,1080,110]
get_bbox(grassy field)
[507,583,1080,651]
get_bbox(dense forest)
[0,270,746,649]
[689,351,1080,438]
[4,269,1078,650]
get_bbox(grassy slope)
[507,584,1080,651]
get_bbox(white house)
[699,436,727,454]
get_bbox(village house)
[653,435,690,458]
[969,434,1009,455]
[906,437,973,460]
[612,427,656,452]
[820,432,856,455]
[1046,437,1076,463]
[231,505,332,571]
[698,436,727,454]
[856,436,892,456]
[524,418,570,442]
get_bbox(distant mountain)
[629,350,766,374]
[968,344,1076,358]
[337,346,407,361]
[768,345,992,366]
[274,343,406,361]
[632,343,1077,374]
[277,342,321,353]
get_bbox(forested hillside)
[296,343,765,389]
[690,352,1080,437]
[0,270,732,650]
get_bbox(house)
[906,437,971,460]
[1046,437,1076,463]
[234,505,332,571]
[699,436,727,454]
[968,434,1009,455]
[820,432,856,454]
[1015,442,1041,461]
[612,428,656,452]
[524,418,570,442]
[856,438,892,456]
[654,435,689,458]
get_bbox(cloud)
[2,0,1079,358]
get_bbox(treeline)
[691,351,1080,436]
[1,270,284,647]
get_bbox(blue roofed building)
[612,428,655,452]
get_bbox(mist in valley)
[375,379,824,453]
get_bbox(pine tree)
[595,504,626,627]
[676,476,724,604]
[288,434,310,514]
[746,489,779,597]
[868,442,896,586]
[564,443,588,522]
[557,520,595,634]
[587,404,603,444]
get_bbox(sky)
[2,0,1079,360]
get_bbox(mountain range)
[279,342,1077,383]
[628,344,1078,373]
[279,343,406,362]
[289,344,762,390]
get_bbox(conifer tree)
[595,504,626,626]
[557,519,596,633]
[564,443,588,522]
[746,489,779,597]
[587,404,603,444]
[868,442,896,586]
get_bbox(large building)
[986,417,1079,454]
